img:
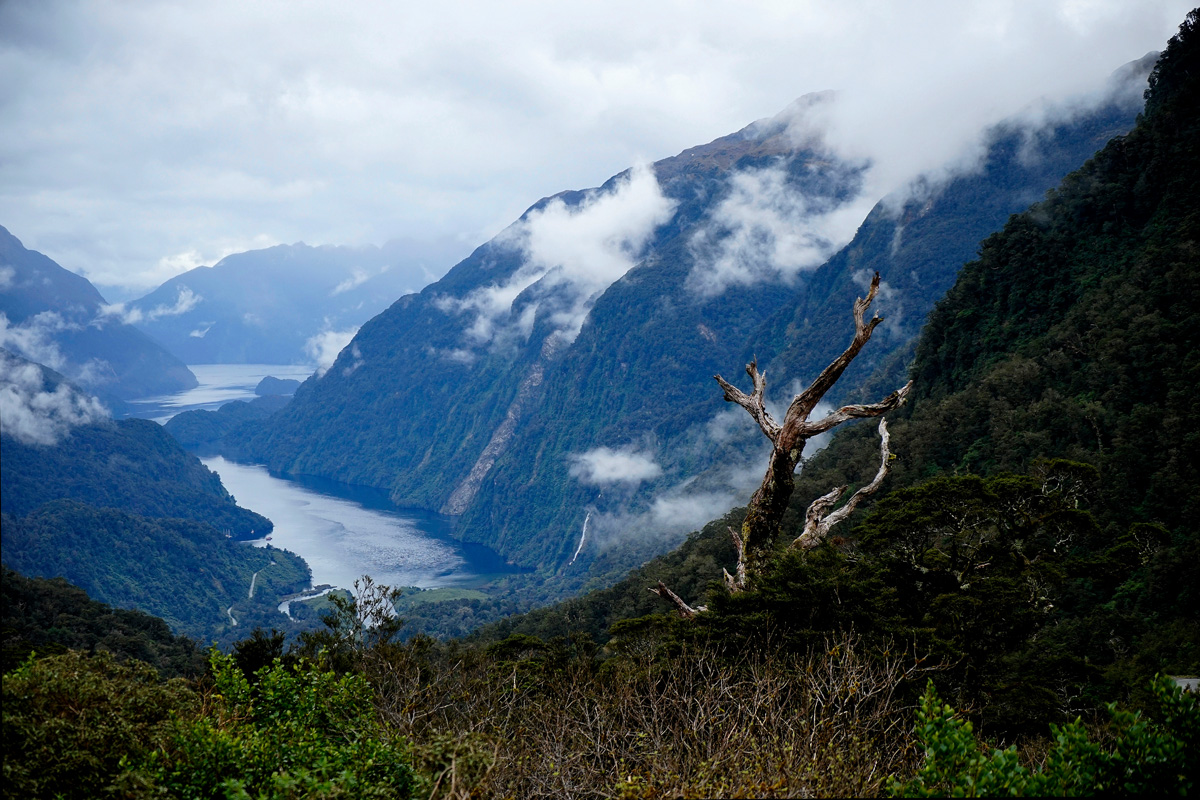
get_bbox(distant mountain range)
[214,55,1152,585]
[124,238,466,365]
[0,226,196,401]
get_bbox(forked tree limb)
[714,360,780,441]
[652,271,907,613]
[779,273,885,450]
[797,382,913,438]
[793,418,896,551]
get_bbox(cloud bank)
[3,1,1186,295]
[0,349,109,446]
[305,325,360,376]
[569,445,663,487]
[100,286,201,325]
[438,164,675,349]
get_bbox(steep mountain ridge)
[127,237,465,364]
[223,69,1149,579]
[0,226,196,400]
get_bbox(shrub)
[890,675,1198,797]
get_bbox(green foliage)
[1,565,206,677]
[1,650,197,800]
[2,646,417,800]
[2,503,310,642]
[214,73,1141,587]
[891,676,1198,797]
[0,418,270,536]
[140,651,417,799]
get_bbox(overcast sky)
[0,0,1191,297]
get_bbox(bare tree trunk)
[716,273,910,590]
[654,273,911,611]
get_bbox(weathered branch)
[649,270,904,620]
[780,272,885,444]
[723,526,748,593]
[648,581,705,619]
[793,418,896,551]
[714,359,780,441]
[797,381,913,438]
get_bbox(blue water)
[126,364,517,592]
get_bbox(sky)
[0,0,1192,298]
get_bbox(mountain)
[221,68,1150,584]
[0,226,197,400]
[125,238,465,364]
[0,352,309,640]
[473,18,1200,728]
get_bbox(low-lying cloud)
[305,325,360,376]
[688,159,874,296]
[0,311,75,372]
[101,286,202,325]
[0,349,109,446]
[438,164,676,350]
[569,445,663,487]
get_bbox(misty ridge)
[0,51,1154,584]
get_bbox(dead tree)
[651,272,911,615]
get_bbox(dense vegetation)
[164,395,290,452]
[5,13,1199,798]
[2,507,309,642]
[1,565,206,677]
[1,412,314,642]
[1,417,271,536]
[2,649,417,799]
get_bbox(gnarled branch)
[648,581,706,619]
[781,272,885,444]
[714,359,780,441]
[793,418,895,551]
[797,381,913,438]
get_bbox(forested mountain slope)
[0,354,309,640]
[223,66,1147,582]
[0,226,196,401]
[476,17,1200,729]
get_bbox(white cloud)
[0,349,109,446]
[332,268,370,295]
[688,159,875,295]
[0,311,75,371]
[440,163,676,346]
[569,445,663,486]
[0,266,15,289]
[305,325,359,376]
[0,1,1189,294]
[101,286,201,325]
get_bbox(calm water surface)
[125,363,315,423]
[126,364,515,592]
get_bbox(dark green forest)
[5,11,1200,798]
[1,414,313,642]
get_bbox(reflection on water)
[124,364,314,423]
[204,456,512,591]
